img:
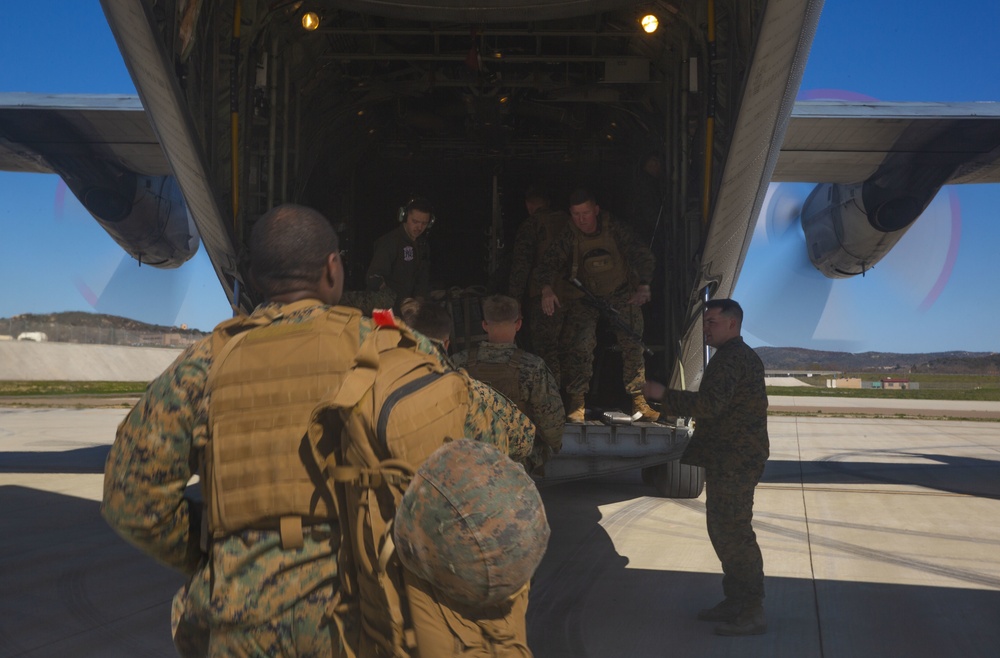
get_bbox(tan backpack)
[309,315,471,657]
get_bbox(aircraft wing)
[775,100,1000,185]
[0,92,169,176]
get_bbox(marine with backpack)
[308,310,550,657]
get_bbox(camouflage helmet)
[394,438,550,608]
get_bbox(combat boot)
[697,598,741,623]
[566,395,586,422]
[713,602,767,636]
[631,394,660,422]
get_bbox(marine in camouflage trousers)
[526,295,565,389]
[705,463,766,605]
[559,289,646,399]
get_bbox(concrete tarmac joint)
[768,395,1000,420]
[3,404,1000,656]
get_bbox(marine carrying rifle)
[568,277,653,356]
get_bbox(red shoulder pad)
[372,308,399,328]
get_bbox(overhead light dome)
[301,11,320,31]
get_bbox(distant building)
[17,331,48,342]
[881,378,917,390]
[827,377,862,389]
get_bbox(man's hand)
[643,380,666,402]
[629,284,651,306]
[540,285,560,316]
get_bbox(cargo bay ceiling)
[166,0,764,225]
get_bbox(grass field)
[0,381,149,396]
[768,373,1000,402]
[1,375,997,402]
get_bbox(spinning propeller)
[56,179,195,328]
[737,182,960,350]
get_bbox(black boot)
[714,602,767,636]
[696,598,741,623]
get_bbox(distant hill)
[756,346,1000,375]
[2,311,206,335]
[0,311,208,347]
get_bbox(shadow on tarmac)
[0,445,111,473]
[0,486,181,657]
[3,470,1000,656]
[526,475,1000,658]
[764,453,1000,499]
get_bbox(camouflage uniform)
[660,336,769,606]
[452,341,565,471]
[102,301,535,657]
[340,288,396,316]
[533,212,655,400]
[507,209,571,385]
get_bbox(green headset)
[397,197,436,227]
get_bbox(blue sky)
[1,1,998,351]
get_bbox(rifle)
[568,277,653,356]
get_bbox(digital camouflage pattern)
[558,288,648,398]
[533,212,655,399]
[660,335,769,604]
[452,341,564,469]
[102,300,535,653]
[661,336,769,472]
[532,211,655,303]
[507,209,572,384]
[507,208,571,300]
[340,288,396,316]
[525,298,564,387]
[394,439,550,607]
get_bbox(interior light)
[301,11,320,31]
[641,14,659,34]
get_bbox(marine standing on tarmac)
[101,203,536,657]
[534,188,659,422]
[367,197,433,300]
[506,186,572,385]
[452,294,565,474]
[643,298,769,636]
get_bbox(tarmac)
[1,397,998,657]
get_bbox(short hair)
[481,295,521,323]
[524,185,550,206]
[568,188,597,206]
[249,204,339,298]
[399,297,453,342]
[705,298,744,324]
[403,196,433,218]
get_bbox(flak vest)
[203,300,362,549]
[463,345,530,414]
[569,215,628,297]
[528,209,571,297]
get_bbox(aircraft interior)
[136,0,771,396]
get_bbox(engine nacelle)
[800,182,937,279]
[64,171,198,268]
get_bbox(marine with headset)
[366,197,434,302]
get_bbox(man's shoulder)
[512,347,547,368]
[375,224,404,243]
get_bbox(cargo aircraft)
[2,0,999,493]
